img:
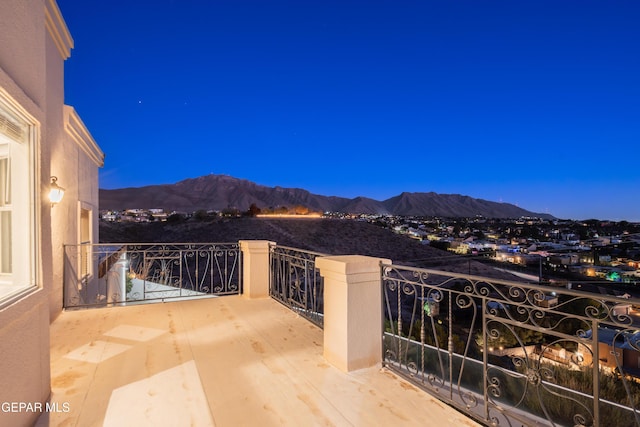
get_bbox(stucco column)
[316,255,391,372]
[239,240,274,299]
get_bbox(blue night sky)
[58,0,640,221]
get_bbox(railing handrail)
[380,261,640,306]
[64,242,240,247]
[269,244,329,258]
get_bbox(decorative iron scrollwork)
[382,263,640,426]
[63,243,241,308]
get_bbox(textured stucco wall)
[0,0,46,109]
[0,0,102,421]
[0,0,66,425]
[48,120,103,318]
[0,291,51,427]
[46,27,68,319]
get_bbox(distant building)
[586,328,640,378]
[101,210,119,222]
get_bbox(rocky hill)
[100,174,553,219]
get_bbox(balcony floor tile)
[37,296,480,426]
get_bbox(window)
[0,91,37,303]
[0,147,11,275]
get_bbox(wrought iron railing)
[382,263,640,427]
[269,245,326,328]
[63,243,241,308]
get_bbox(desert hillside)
[99,217,524,281]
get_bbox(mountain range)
[99,174,554,219]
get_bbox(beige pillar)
[239,240,273,299]
[316,255,391,372]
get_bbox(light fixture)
[49,176,65,206]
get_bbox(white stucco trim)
[44,0,74,60]
[0,88,41,136]
[64,105,105,167]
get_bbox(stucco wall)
[46,12,67,320]
[0,0,47,109]
[0,0,84,425]
[0,0,103,421]
[0,291,51,427]
[48,118,103,318]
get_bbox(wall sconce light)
[49,176,65,206]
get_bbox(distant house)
[585,328,640,378]
[148,208,168,221]
[101,210,119,222]
[547,253,580,267]
[0,2,104,425]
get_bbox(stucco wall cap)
[64,105,105,167]
[316,255,391,276]
[239,240,275,250]
[45,0,74,60]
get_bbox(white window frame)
[78,202,93,281]
[0,88,40,307]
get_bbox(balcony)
[37,295,478,426]
[37,241,640,426]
